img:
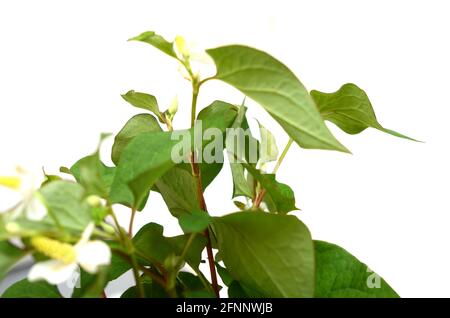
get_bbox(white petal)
[77,222,95,246]
[28,260,77,285]
[26,193,48,221]
[75,241,111,274]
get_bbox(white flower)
[28,223,111,285]
[173,35,216,81]
[0,167,47,221]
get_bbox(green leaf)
[39,180,92,232]
[70,157,115,199]
[108,251,132,282]
[311,83,416,141]
[0,241,26,281]
[213,211,314,297]
[1,279,61,298]
[178,209,211,233]
[133,223,207,270]
[111,113,162,165]
[129,31,177,59]
[314,240,399,298]
[258,121,278,164]
[154,166,200,218]
[110,101,237,208]
[121,90,161,120]
[243,164,297,214]
[207,45,349,153]
[226,104,259,199]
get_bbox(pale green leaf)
[129,31,177,59]
[121,90,161,119]
[178,209,211,233]
[207,45,349,153]
[311,83,417,141]
[258,121,278,164]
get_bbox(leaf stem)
[273,138,294,174]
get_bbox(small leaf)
[213,211,314,297]
[178,209,211,233]
[111,113,162,165]
[121,90,161,120]
[311,83,417,141]
[121,281,168,298]
[39,180,92,232]
[0,241,26,281]
[244,164,297,214]
[1,279,61,298]
[129,31,177,59]
[133,223,207,270]
[70,157,115,199]
[314,240,399,298]
[207,45,349,153]
[258,121,278,164]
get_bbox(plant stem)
[253,138,294,209]
[189,82,220,298]
[130,253,145,298]
[128,207,136,237]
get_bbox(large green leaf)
[207,45,349,153]
[213,211,314,297]
[121,90,162,120]
[72,267,109,298]
[0,241,26,281]
[111,113,162,165]
[311,83,415,140]
[129,31,177,59]
[110,101,237,208]
[133,223,206,269]
[178,209,211,233]
[39,181,92,232]
[1,279,61,298]
[314,240,399,298]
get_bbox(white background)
[1,0,449,297]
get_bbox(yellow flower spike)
[0,176,22,190]
[31,236,77,264]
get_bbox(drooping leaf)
[213,211,314,297]
[121,90,162,120]
[1,279,61,298]
[0,241,26,281]
[207,45,349,153]
[178,209,211,233]
[311,83,416,141]
[129,31,177,59]
[39,181,92,232]
[110,101,237,208]
[111,113,162,165]
[243,164,297,214]
[314,240,399,298]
